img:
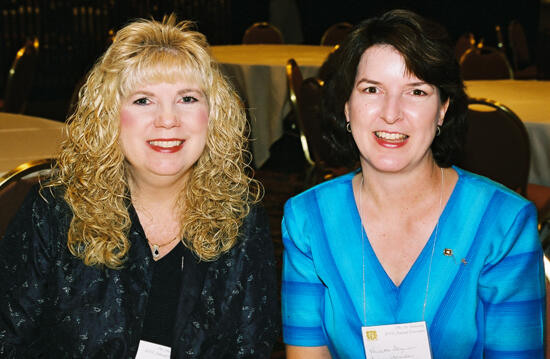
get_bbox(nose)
[380,94,402,124]
[154,105,180,128]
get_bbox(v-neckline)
[350,169,461,292]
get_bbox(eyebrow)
[356,78,430,87]
[177,88,204,96]
[129,88,204,97]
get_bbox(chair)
[2,37,40,113]
[286,59,349,187]
[457,98,529,196]
[320,22,353,46]
[495,25,505,52]
[459,45,514,80]
[0,158,54,238]
[454,32,476,61]
[242,22,283,44]
[285,59,308,163]
[507,19,537,79]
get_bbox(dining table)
[464,80,550,186]
[0,112,65,176]
[211,44,333,167]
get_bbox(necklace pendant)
[152,244,160,258]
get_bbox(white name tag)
[135,340,171,359]
[362,321,432,359]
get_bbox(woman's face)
[119,80,209,186]
[345,45,449,175]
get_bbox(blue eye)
[182,96,198,103]
[133,97,150,105]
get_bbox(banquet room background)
[0,0,546,123]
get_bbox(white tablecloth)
[211,44,333,167]
[0,112,65,176]
[465,80,550,186]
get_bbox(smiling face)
[119,81,209,187]
[345,45,449,175]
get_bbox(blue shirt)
[282,167,544,358]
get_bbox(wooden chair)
[459,45,514,80]
[2,37,40,114]
[320,22,353,46]
[457,98,529,196]
[242,22,283,44]
[0,158,54,238]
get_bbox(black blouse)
[0,186,280,358]
[141,241,185,347]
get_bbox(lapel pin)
[443,248,453,256]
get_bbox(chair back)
[242,22,283,44]
[298,77,324,167]
[285,59,311,165]
[454,32,476,61]
[0,159,54,238]
[3,37,40,113]
[495,25,506,52]
[459,45,514,80]
[457,98,529,195]
[508,19,531,71]
[320,22,353,46]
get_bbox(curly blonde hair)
[50,15,261,269]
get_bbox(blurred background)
[0,0,548,122]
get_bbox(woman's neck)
[356,162,444,212]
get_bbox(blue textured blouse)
[282,167,544,358]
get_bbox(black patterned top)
[0,186,280,358]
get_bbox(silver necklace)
[149,236,180,259]
[359,167,444,324]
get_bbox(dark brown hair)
[322,9,468,168]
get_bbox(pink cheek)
[195,109,209,130]
[119,109,135,129]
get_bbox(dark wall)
[296,0,541,55]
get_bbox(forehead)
[356,44,419,82]
[122,75,207,105]
[127,77,204,95]
[119,53,209,99]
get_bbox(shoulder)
[453,167,539,254]
[2,184,71,251]
[454,166,534,214]
[1,184,72,282]
[5,184,70,234]
[284,171,356,215]
[229,202,273,260]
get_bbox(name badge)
[135,340,171,359]
[362,321,432,359]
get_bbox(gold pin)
[443,248,453,256]
[461,258,468,265]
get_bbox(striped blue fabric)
[282,167,544,358]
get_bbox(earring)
[436,125,441,136]
[346,122,352,133]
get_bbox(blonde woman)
[0,16,279,357]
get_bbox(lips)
[374,131,408,148]
[147,139,184,153]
